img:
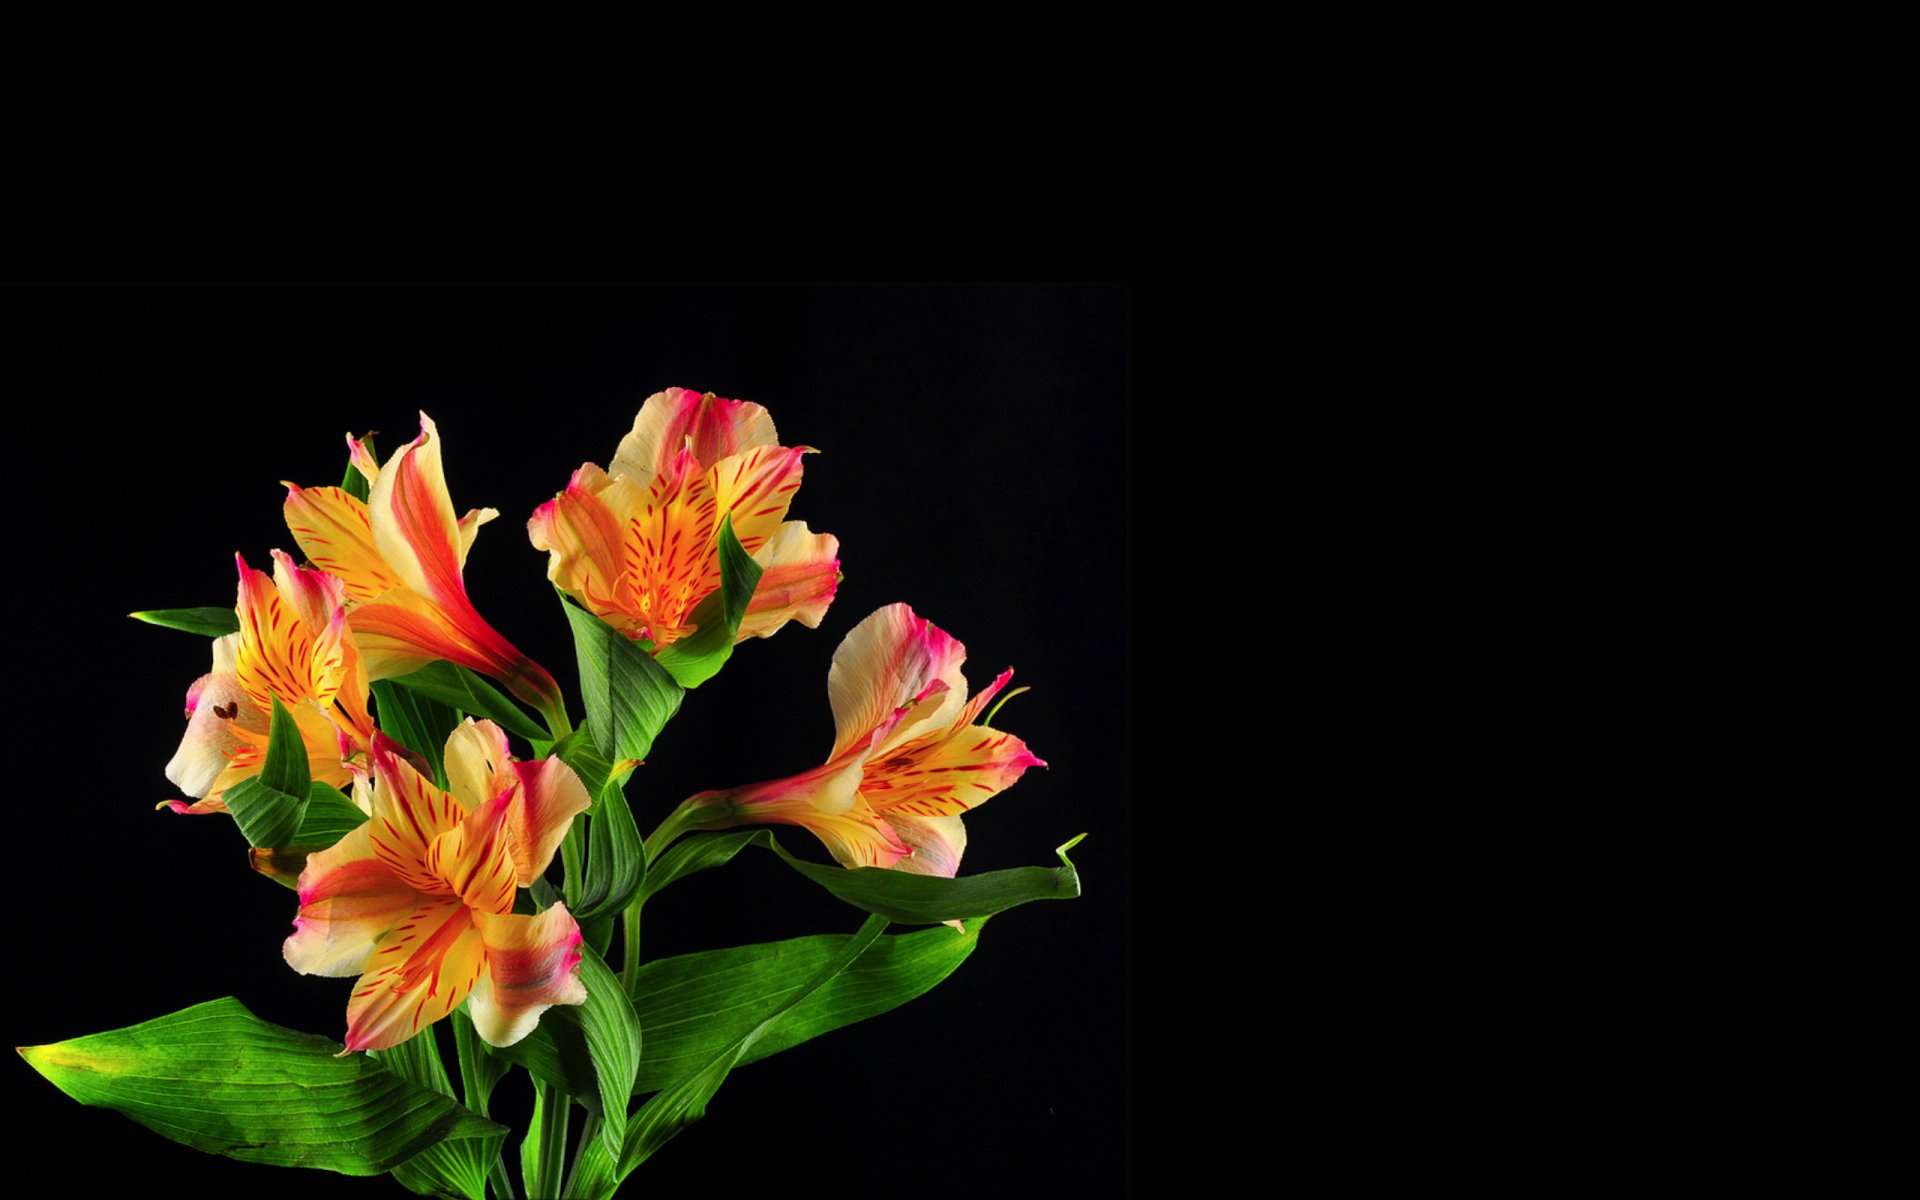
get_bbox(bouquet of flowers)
[19,388,1081,1199]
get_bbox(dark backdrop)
[3,285,1132,1197]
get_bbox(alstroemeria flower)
[283,412,565,726]
[528,387,841,650]
[285,720,591,1052]
[670,603,1044,876]
[163,551,376,814]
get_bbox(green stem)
[619,898,643,999]
[642,798,707,863]
[563,1114,602,1200]
[526,1080,572,1200]
[490,1155,519,1200]
[559,820,585,910]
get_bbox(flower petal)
[442,718,513,814]
[284,826,420,978]
[708,444,810,561]
[861,719,1044,821]
[827,604,968,761]
[528,464,646,640]
[283,483,403,603]
[234,552,347,711]
[164,658,252,800]
[366,413,466,610]
[736,521,841,642]
[365,735,468,895]
[611,387,779,486]
[505,756,592,887]
[466,905,587,1048]
[886,812,968,878]
[343,896,485,1053]
[424,790,520,916]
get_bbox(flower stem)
[563,1113,602,1200]
[525,1080,572,1200]
[619,899,643,999]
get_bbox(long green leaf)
[561,598,683,765]
[489,946,639,1160]
[372,678,463,788]
[630,921,979,1094]
[566,916,890,1196]
[647,829,1086,923]
[620,914,886,1174]
[374,1030,503,1200]
[650,513,764,689]
[388,661,548,744]
[223,696,313,849]
[129,606,240,637]
[19,998,507,1176]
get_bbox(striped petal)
[367,413,466,611]
[886,813,968,878]
[827,604,968,761]
[736,521,841,642]
[364,735,468,896]
[467,905,588,1048]
[611,387,779,487]
[234,552,348,711]
[283,483,403,603]
[343,896,486,1053]
[505,756,592,888]
[443,718,514,814]
[528,464,649,641]
[708,444,809,561]
[861,706,1045,822]
[423,790,520,916]
[284,826,419,978]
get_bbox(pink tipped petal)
[159,796,229,815]
[285,827,421,977]
[708,444,810,560]
[455,506,497,567]
[799,802,915,871]
[612,387,780,486]
[863,724,1044,820]
[827,604,968,761]
[736,522,841,642]
[165,669,251,799]
[367,414,466,610]
[269,548,349,640]
[505,757,593,887]
[346,433,381,486]
[466,905,588,1048]
[526,468,643,639]
[365,736,468,895]
[343,897,485,1053]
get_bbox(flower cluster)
[156,387,1044,1055]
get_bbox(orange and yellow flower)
[284,720,592,1052]
[283,412,564,727]
[668,603,1043,876]
[164,551,376,814]
[527,387,840,651]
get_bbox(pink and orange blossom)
[283,412,566,729]
[285,720,592,1052]
[528,387,841,652]
[663,603,1044,876]
[163,551,377,814]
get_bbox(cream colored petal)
[506,757,592,887]
[466,905,588,1048]
[611,387,780,486]
[735,522,841,642]
[283,483,402,603]
[165,668,251,799]
[456,506,497,568]
[827,604,968,762]
[284,826,419,978]
[887,812,969,878]
[443,718,513,814]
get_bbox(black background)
[4,284,1132,1197]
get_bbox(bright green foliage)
[374,1029,501,1200]
[561,599,684,766]
[223,696,314,850]
[370,679,463,788]
[630,921,979,1094]
[18,998,506,1177]
[387,661,547,743]
[128,607,241,637]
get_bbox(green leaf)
[451,1011,510,1119]
[618,915,887,1176]
[490,946,639,1160]
[636,830,762,903]
[223,696,313,850]
[19,998,507,1176]
[374,1029,504,1200]
[128,607,240,637]
[551,729,646,924]
[372,678,463,788]
[630,921,979,1095]
[560,597,683,765]
[388,661,548,744]
[247,785,370,888]
[651,513,764,689]
[650,829,1086,923]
